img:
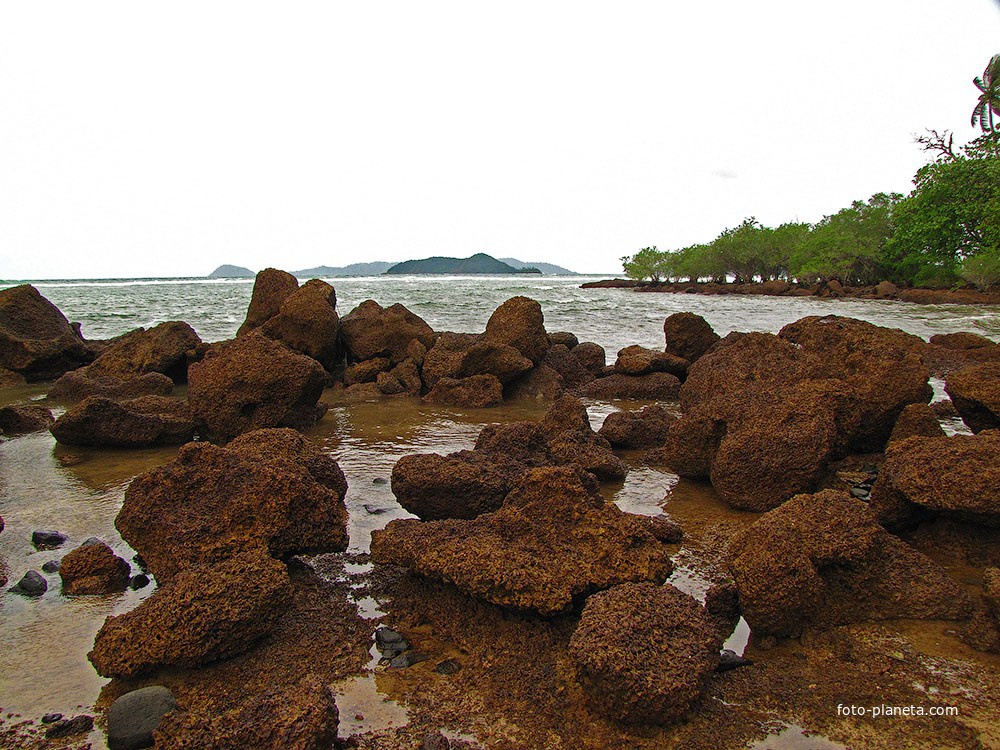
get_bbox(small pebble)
[31,530,67,550]
[41,560,61,574]
[354,713,365,721]
[372,477,388,485]
[41,713,63,724]
[363,504,387,515]
[434,658,462,675]
[11,570,47,597]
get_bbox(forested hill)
[384,253,540,275]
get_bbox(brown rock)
[423,374,504,408]
[614,345,688,378]
[371,467,673,615]
[541,344,594,388]
[0,368,28,388]
[945,361,1000,433]
[0,404,54,435]
[570,341,606,376]
[237,268,299,336]
[187,333,328,442]
[89,551,290,677]
[653,402,730,477]
[727,489,972,639]
[875,280,899,299]
[421,332,478,388]
[481,296,549,364]
[340,300,435,364]
[663,312,719,364]
[388,358,423,395]
[930,332,997,350]
[375,370,406,395]
[576,372,681,400]
[548,331,579,348]
[504,364,565,400]
[116,429,348,582]
[48,369,174,403]
[598,405,675,448]
[888,403,945,444]
[260,279,341,371]
[50,395,194,447]
[405,337,428,366]
[342,357,391,385]
[86,321,201,382]
[0,284,92,381]
[570,582,720,724]
[59,541,130,595]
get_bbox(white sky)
[1,1,998,279]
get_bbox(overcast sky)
[1,2,998,279]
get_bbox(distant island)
[209,254,577,278]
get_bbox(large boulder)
[187,333,328,443]
[570,582,720,724]
[663,312,719,364]
[504,364,565,400]
[339,300,435,365]
[422,333,532,387]
[541,344,594,388]
[481,296,549,364]
[48,370,174,403]
[259,279,341,371]
[727,489,972,639]
[598,405,675,449]
[86,322,200,382]
[59,541,131,595]
[576,372,681,400]
[570,342,606,377]
[869,431,1000,529]
[89,551,290,677]
[116,429,348,582]
[0,404,54,435]
[0,284,92,380]
[945,361,1000,434]
[613,345,688,378]
[50,396,194,447]
[372,467,673,616]
[423,374,504,408]
[887,402,945,444]
[237,268,299,336]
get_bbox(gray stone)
[107,685,178,750]
[11,570,47,596]
[32,530,67,549]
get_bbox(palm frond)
[985,53,1000,86]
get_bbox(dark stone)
[42,560,61,573]
[32,530,67,550]
[59,541,131,595]
[44,714,93,738]
[237,268,299,336]
[0,284,92,381]
[663,312,720,364]
[129,573,150,590]
[107,685,178,750]
[86,321,201,382]
[389,651,428,669]
[50,395,194,448]
[0,404,54,435]
[434,659,462,675]
[41,713,63,724]
[716,649,753,673]
[372,477,388,485]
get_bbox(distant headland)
[208,254,577,278]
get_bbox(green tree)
[621,246,670,282]
[972,54,1000,133]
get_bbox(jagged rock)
[424,375,504,408]
[11,569,47,596]
[422,333,532,387]
[388,358,423,395]
[86,322,201,382]
[598,405,675,448]
[89,551,290,677]
[0,404,54,435]
[117,428,348,581]
[376,370,406,395]
[945,361,1000,433]
[107,685,178,750]
[0,284,92,380]
[481,296,549,364]
[727,489,972,639]
[614,345,688,378]
[541,344,594,388]
[888,403,945,444]
[188,333,328,442]
[237,268,299,336]
[260,279,341,371]
[49,369,174,403]
[343,357,391,385]
[421,333,478,388]
[153,675,337,750]
[869,431,1000,529]
[51,396,194,447]
[372,467,672,615]
[340,300,435,364]
[576,372,681,400]
[570,582,720,724]
[59,541,130,595]
[663,312,720,364]
[549,331,579,348]
[406,338,428,366]
[570,342,606,376]
[504,364,564,400]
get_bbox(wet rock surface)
[945,361,1000,433]
[423,374,504,408]
[107,685,178,750]
[59,541,131,595]
[50,395,194,447]
[0,404,54,435]
[597,404,675,448]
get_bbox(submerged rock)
[59,541,131,595]
[237,268,300,336]
[0,404,54,435]
[576,372,681,400]
[945,361,1000,434]
[570,582,720,724]
[372,467,673,615]
[0,284,92,381]
[727,489,971,639]
[86,321,200,382]
[50,395,194,447]
[32,530,68,549]
[423,374,504,408]
[11,569,48,597]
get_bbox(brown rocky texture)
[931,331,998,351]
[237,267,299,336]
[0,404,54,435]
[86,321,201,382]
[613,344,689,378]
[58,541,130,595]
[89,550,291,678]
[986,568,1000,617]
[870,431,1000,529]
[569,341,606,376]
[154,674,338,750]
[888,402,945,444]
[481,295,549,364]
[340,300,435,364]
[421,332,478,388]
[0,284,92,381]
[423,374,504,408]
[388,358,423,395]
[945,361,1000,433]
[570,582,720,724]
[576,372,681,400]
[663,312,720,364]
[343,357,391,385]
[48,368,174,403]
[597,404,675,448]
[548,331,579,348]
[187,332,328,442]
[259,279,341,371]
[376,370,406,395]
[651,401,730,477]
[875,280,899,298]
[50,395,194,447]
[116,428,348,582]
[421,332,533,388]
[541,344,594,388]
[503,364,564,400]
[727,489,972,639]
[372,466,673,615]
[0,368,28,388]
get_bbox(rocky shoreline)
[1,270,999,749]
